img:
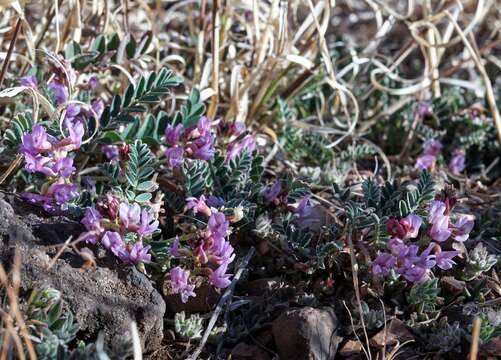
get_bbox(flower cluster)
[414,138,465,174]
[167,196,236,303]
[20,124,82,212]
[18,66,104,213]
[218,120,257,162]
[262,179,312,218]
[80,197,158,264]
[373,196,474,283]
[164,116,216,167]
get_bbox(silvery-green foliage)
[463,243,498,281]
[407,278,442,314]
[174,312,204,340]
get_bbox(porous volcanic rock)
[0,194,165,352]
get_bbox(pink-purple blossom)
[165,146,184,168]
[435,250,460,270]
[263,180,281,203]
[137,208,159,236]
[21,125,52,155]
[20,75,38,89]
[423,139,443,157]
[452,217,474,242]
[123,242,152,264]
[170,267,196,303]
[449,150,465,174]
[415,154,436,171]
[165,124,184,146]
[372,253,396,276]
[48,81,69,105]
[186,195,212,216]
[430,214,451,242]
[119,202,141,230]
[386,214,422,239]
[209,262,232,288]
[101,231,125,257]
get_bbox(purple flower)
[229,122,245,137]
[435,250,460,270]
[452,217,474,242]
[225,135,256,162]
[66,119,84,149]
[20,75,38,89]
[402,266,428,283]
[102,145,120,162]
[137,208,159,236]
[209,240,235,265]
[416,102,432,118]
[81,207,102,232]
[170,267,196,303]
[24,153,49,173]
[206,196,225,208]
[124,242,152,264]
[164,124,184,146]
[51,157,75,178]
[209,262,232,288]
[186,116,211,139]
[415,154,436,170]
[207,209,229,242]
[449,150,465,174]
[91,99,104,119]
[423,139,443,156]
[372,253,396,276]
[430,214,451,242]
[101,231,125,257]
[169,236,182,257]
[263,180,281,202]
[414,242,436,269]
[387,214,422,239]
[428,200,447,223]
[400,214,422,239]
[186,195,212,216]
[21,125,52,155]
[119,202,141,230]
[88,76,98,90]
[47,183,79,204]
[65,104,81,121]
[295,195,312,218]
[48,81,69,105]
[388,237,405,255]
[165,146,184,168]
[187,133,215,160]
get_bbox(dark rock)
[231,342,271,360]
[272,306,341,360]
[0,195,165,352]
[369,319,414,348]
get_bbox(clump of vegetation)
[0,0,500,358]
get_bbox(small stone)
[369,319,414,348]
[272,306,341,360]
[339,340,363,357]
[441,276,466,295]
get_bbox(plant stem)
[0,18,22,89]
